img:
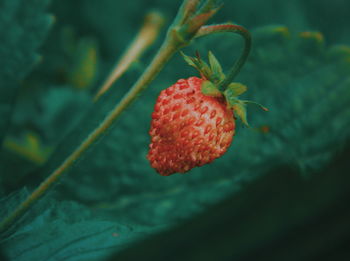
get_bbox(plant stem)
[195,23,251,89]
[94,12,164,101]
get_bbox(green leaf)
[1,188,161,260]
[111,144,350,260]
[0,0,52,146]
[201,80,222,97]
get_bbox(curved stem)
[195,23,251,89]
[94,12,164,101]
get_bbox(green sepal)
[227,82,247,96]
[242,100,269,112]
[208,51,225,83]
[224,88,238,106]
[201,80,222,97]
[224,87,249,126]
[232,102,249,127]
[180,51,211,79]
[181,51,196,67]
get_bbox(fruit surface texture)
[147,77,235,176]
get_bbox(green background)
[1,0,350,260]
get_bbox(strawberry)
[147,76,235,176]
[147,52,266,176]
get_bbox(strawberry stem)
[195,23,251,89]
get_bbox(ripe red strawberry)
[147,76,235,176]
[147,52,266,176]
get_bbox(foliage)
[0,0,52,146]
[1,189,159,261]
[112,144,350,260]
[1,0,350,260]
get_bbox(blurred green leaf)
[1,189,160,261]
[112,141,350,261]
[0,0,52,146]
